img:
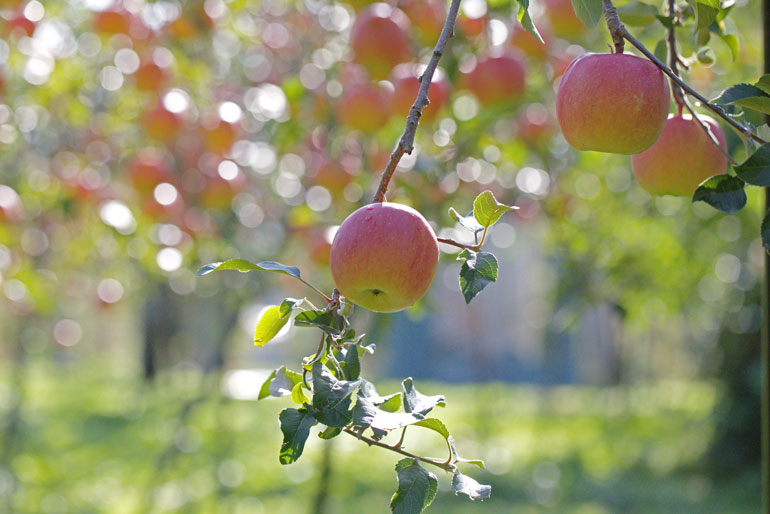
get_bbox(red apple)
[543,0,586,38]
[337,82,391,133]
[330,202,439,313]
[389,63,450,122]
[134,61,169,92]
[631,114,728,196]
[556,53,670,154]
[128,151,175,193]
[351,3,411,80]
[464,50,527,107]
[143,103,183,143]
[401,0,446,45]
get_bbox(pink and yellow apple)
[631,114,728,196]
[330,202,439,313]
[389,63,450,122]
[464,50,526,107]
[556,53,670,154]
[401,0,446,45]
[351,3,411,79]
[337,82,391,133]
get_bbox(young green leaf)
[278,408,316,465]
[295,310,343,335]
[254,299,300,346]
[352,395,425,439]
[692,175,747,214]
[734,144,770,186]
[695,0,720,7]
[335,345,361,381]
[616,1,659,26]
[718,33,739,61]
[457,250,499,304]
[318,426,342,440]
[515,0,543,43]
[694,3,717,30]
[452,471,492,501]
[258,368,279,400]
[402,378,446,416]
[390,459,438,514]
[472,190,517,228]
[360,380,402,412]
[196,259,301,278]
[570,0,604,28]
[448,207,484,234]
[756,74,770,95]
[291,382,310,405]
[269,366,304,397]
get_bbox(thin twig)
[372,0,463,202]
[683,99,739,165]
[601,0,767,145]
[342,427,455,472]
[666,0,686,113]
[437,237,480,252]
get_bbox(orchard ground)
[1,359,759,514]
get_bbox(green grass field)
[0,360,759,513]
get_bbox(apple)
[337,82,391,133]
[509,24,549,61]
[330,202,439,313]
[128,151,175,193]
[456,0,487,39]
[543,0,586,38]
[143,103,183,143]
[134,61,169,92]
[631,114,728,196]
[93,9,133,35]
[556,53,670,154]
[351,3,411,80]
[401,0,446,45]
[389,63,450,122]
[464,50,527,107]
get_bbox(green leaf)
[311,362,361,427]
[294,310,343,335]
[258,368,278,400]
[472,190,517,228]
[616,1,660,26]
[515,0,543,43]
[735,144,770,185]
[318,426,342,440]
[761,211,770,249]
[457,250,499,304]
[713,83,769,109]
[413,418,450,440]
[278,408,316,465]
[695,0,720,7]
[353,396,425,439]
[269,366,303,397]
[335,345,361,381]
[448,207,484,234]
[452,471,492,501]
[402,378,445,416]
[733,97,770,115]
[291,382,310,405]
[692,175,747,214]
[570,0,604,28]
[756,74,770,95]
[254,298,301,346]
[390,459,438,514]
[196,259,302,278]
[718,33,739,61]
[694,3,718,30]
[653,39,668,62]
[359,379,402,412]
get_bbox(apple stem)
[601,0,767,145]
[372,0,463,203]
[602,0,625,54]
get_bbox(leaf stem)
[436,237,481,252]
[372,0,463,203]
[342,427,456,473]
[601,0,767,145]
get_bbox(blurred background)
[0,0,763,512]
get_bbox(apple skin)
[351,3,411,80]
[464,51,526,107]
[631,114,728,196]
[330,202,439,313]
[389,63,450,122]
[556,53,670,155]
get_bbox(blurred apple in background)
[401,0,446,45]
[389,63,450,123]
[632,114,728,196]
[464,50,527,107]
[337,82,392,133]
[351,3,412,80]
